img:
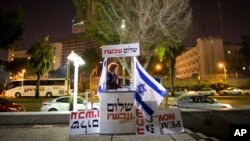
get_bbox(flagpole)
[130,57,134,90]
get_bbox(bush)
[209,82,229,91]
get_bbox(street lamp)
[67,51,85,111]
[218,63,227,79]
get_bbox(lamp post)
[22,69,25,86]
[22,69,26,78]
[218,63,227,79]
[120,19,126,86]
[67,51,85,111]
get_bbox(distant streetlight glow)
[156,64,162,71]
[218,63,227,79]
[121,19,125,29]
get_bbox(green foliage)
[27,36,54,77]
[208,82,229,91]
[72,0,88,21]
[26,36,54,98]
[72,0,122,45]
[155,39,185,67]
[80,44,102,72]
[154,38,185,95]
[0,7,25,49]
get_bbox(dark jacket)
[106,71,122,90]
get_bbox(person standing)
[106,63,122,90]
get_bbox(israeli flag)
[133,57,168,116]
[98,57,107,94]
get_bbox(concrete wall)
[1,109,250,141]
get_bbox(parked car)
[218,87,243,95]
[196,88,216,96]
[170,88,188,96]
[40,96,99,111]
[78,89,96,98]
[243,89,250,95]
[0,97,25,112]
[175,95,232,109]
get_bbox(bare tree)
[73,0,192,75]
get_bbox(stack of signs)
[135,108,184,135]
[69,94,184,135]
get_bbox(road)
[168,95,250,108]
[211,95,250,108]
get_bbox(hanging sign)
[101,43,140,58]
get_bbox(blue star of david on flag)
[137,83,147,95]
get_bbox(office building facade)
[175,37,249,80]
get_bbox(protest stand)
[69,43,184,136]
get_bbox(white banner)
[99,91,135,134]
[69,110,100,135]
[101,43,140,58]
[135,108,184,135]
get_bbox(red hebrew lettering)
[78,111,85,119]
[118,49,122,53]
[85,111,94,118]
[136,118,144,126]
[104,50,112,54]
[70,112,78,119]
[136,127,144,135]
[113,49,117,53]
[136,109,143,118]
[159,113,175,122]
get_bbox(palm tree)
[26,36,54,98]
[155,39,185,96]
[80,45,102,90]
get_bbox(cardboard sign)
[101,43,140,58]
[99,91,135,134]
[135,108,184,135]
[158,109,184,134]
[69,110,100,135]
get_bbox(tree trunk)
[35,74,41,99]
[169,64,175,96]
[118,57,132,76]
[89,66,98,89]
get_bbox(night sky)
[0,0,250,53]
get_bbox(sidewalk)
[0,124,220,141]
